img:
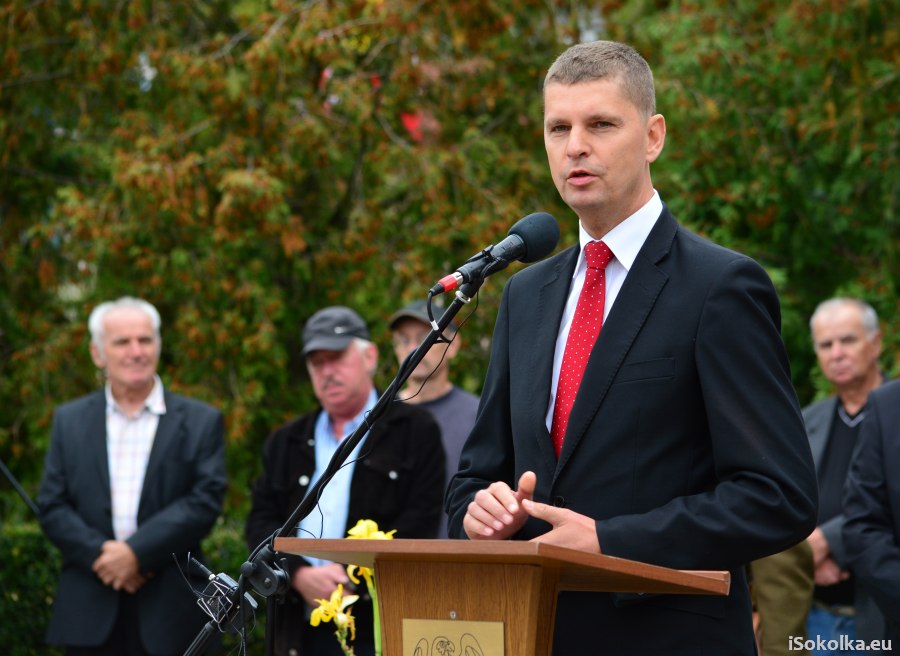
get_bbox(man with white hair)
[38,296,227,656]
[752,297,887,655]
[803,298,887,651]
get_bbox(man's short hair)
[543,40,657,119]
[809,297,880,339]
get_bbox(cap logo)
[334,325,348,334]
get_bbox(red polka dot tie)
[550,240,614,457]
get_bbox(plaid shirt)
[105,376,166,540]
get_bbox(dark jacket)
[38,389,226,654]
[844,379,900,638]
[246,398,445,655]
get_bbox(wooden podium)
[274,538,730,656]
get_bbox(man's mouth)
[567,170,595,185]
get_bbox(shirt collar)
[105,375,166,416]
[576,190,662,273]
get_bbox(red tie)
[550,241,614,457]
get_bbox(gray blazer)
[804,396,845,560]
[37,389,227,653]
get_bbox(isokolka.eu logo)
[789,635,893,651]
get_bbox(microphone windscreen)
[508,212,560,263]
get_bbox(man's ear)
[646,113,666,164]
[90,342,106,369]
[364,341,379,375]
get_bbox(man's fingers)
[466,495,510,536]
[477,485,518,521]
[484,481,520,514]
[522,498,559,524]
[515,471,537,504]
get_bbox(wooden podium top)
[274,537,730,596]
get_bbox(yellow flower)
[347,563,374,588]
[346,519,395,587]
[310,584,359,632]
[343,519,395,656]
[346,518,397,541]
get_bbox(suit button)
[388,470,398,480]
[288,649,299,656]
[307,438,315,447]
[298,475,310,487]
[553,496,566,507]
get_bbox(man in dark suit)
[245,305,445,656]
[844,378,900,643]
[445,40,818,655]
[37,296,227,656]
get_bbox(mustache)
[320,376,342,389]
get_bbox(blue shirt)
[297,388,377,567]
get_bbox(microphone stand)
[0,454,40,519]
[184,279,485,655]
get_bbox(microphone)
[430,212,560,294]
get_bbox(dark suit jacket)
[37,389,227,654]
[804,393,886,640]
[844,379,900,636]
[245,399,445,655]
[446,206,818,655]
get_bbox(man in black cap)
[245,305,445,656]
[390,299,480,538]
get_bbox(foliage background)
[1,0,897,652]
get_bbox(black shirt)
[814,402,865,605]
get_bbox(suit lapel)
[141,391,183,510]
[85,392,112,503]
[556,210,676,473]
[807,397,837,472]
[529,247,579,469]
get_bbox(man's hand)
[292,562,351,607]
[814,555,850,586]
[463,471,536,540]
[806,527,830,566]
[522,500,601,553]
[92,540,145,593]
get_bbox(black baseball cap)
[389,299,457,334]
[302,306,370,355]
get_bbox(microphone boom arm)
[185,280,485,655]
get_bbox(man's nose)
[566,127,590,158]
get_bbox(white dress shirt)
[545,192,663,432]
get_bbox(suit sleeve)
[596,257,818,568]
[37,406,111,570]
[126,405,227,572]
[445,280,516,538]
[843,389,900,620]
